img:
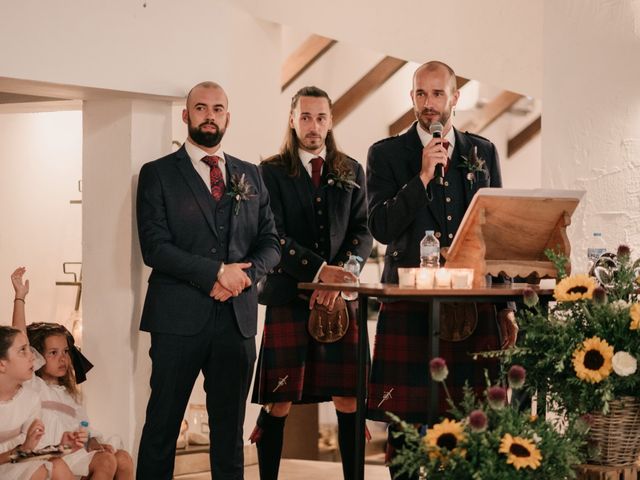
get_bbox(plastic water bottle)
[341,255,361,301]
[79,420,90,450]
[420,230,440,268]
[587,232,606,268]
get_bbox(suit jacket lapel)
[227,156,241,248]
[405,124,444,232]
[175,146,219,239]
[453,129,477,206]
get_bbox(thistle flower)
[487,386,508,410]
[522,287,539,308]
[468,410,488,433]
[617,244,631,259]
[508,365,526,390]
[429,357,449,382]
[592,286,607,305]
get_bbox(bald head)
[413,61,457,95]
[186,81,228,109]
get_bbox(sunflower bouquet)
[506,245,640,416]
[388,359,586,479]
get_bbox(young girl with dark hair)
[0,325,77,480]
[11,267,134,480]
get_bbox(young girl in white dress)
[0,325,77,480]
[11,268,134,480]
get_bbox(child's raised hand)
[23,419,45,450]
[11,267,29,299]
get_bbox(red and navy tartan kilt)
[251,297,363,404]
[367,301,500,424]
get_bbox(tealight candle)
[434,268,451,288]
[451,268,473,289]
[416,267,435,288]
[397,267,417,287]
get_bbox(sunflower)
[499,433,542,470]
[554,274,598,302]
[423,419,466,461]
[630,303,640,330]
[572,336,613,383]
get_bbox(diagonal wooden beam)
[332,57,407,126]
[460,91,523,133]
[388,77,470,136]
[281,35,337,91]
[507,115,541,157]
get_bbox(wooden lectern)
[443,188,585,287]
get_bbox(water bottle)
[420,230,440,268]
[341,255,361,301]
[79,420,90,450]
[587,232,606,269]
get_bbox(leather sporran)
[308,296,349,343]
[440,302,478,342]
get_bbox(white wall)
[543,0,640,272]
[0,110,82,328]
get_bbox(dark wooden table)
[298,282,553,480]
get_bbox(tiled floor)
[176,459,390,479]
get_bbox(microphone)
[429,122,445,186]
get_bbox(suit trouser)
[137,302,256,480]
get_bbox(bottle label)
[421,245,439,257]
[587,247,606,260]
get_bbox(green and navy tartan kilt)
[367,301,500,423]
[251,297,363,404]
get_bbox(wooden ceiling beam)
[332,56,407,126]
[460,91,523,133]
[388,77,470,136]
[507,115,541,157]
[281,35,337,91]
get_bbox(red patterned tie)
[202,155,225,201]
[310,157,323,188]
[442,140,451,175]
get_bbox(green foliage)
[544,247,569,280]
[510,247,640,415]
[389,386,586,479]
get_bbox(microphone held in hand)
[429,122,445,186]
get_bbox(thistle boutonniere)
[227,173,255,215]
[326,170,360,191]
[459,146,488,188]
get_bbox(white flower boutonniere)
[227,173,255,215]
[326,170,360,191]
[459,146,488,188]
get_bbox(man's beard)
[189,120,226,148]
[414,107,451,132]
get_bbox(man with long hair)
[366,61,517,479]
[250,86,372,480]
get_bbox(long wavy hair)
[263,86,350,177]
[27,323,79,401]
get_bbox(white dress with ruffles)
[0,382,53,480]
[28,376,97,477]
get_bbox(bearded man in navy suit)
[136,81,280,480]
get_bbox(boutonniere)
[326,170,360,191]
[459,145,488,188]
[227,173,255,215]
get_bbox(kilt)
[251,297,362,404]
[367,301,500,423]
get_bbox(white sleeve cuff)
[312,261,327,283]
